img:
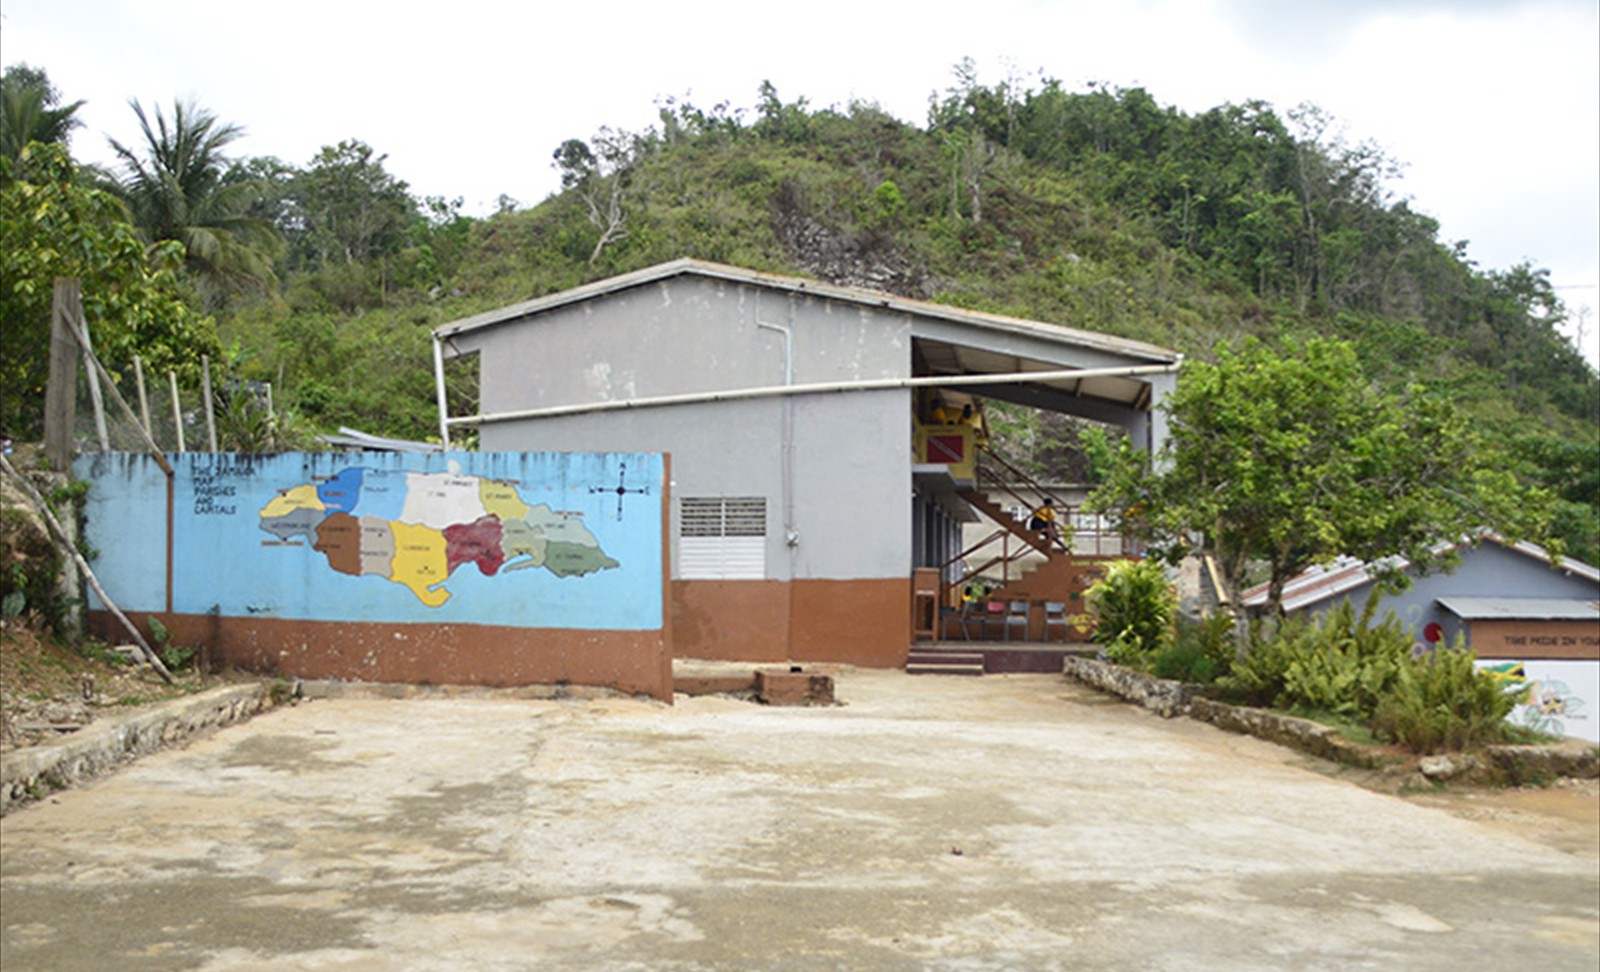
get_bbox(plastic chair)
[1042,601,1069,644]
[983,600,1008,641]
[1004,600,1030,642]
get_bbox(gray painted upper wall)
[453,277,911,416]
[1303,542,1600,648]
[463,277,914,581]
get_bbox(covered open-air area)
[3,670,1596,971]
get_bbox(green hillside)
[4,65,1596,561]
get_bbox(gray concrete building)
[432,260,1180,666]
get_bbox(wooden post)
[44,280,79,469]
[78,310,110,452]
[201,354,218,453]
[133,354,153,436]
[169,371,186,452]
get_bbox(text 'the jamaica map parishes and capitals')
[258,465,618,607]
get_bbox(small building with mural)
[1240,535,1600,742]
[432,260,1181,669]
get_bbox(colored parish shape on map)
[259,466,618,606]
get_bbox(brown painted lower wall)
[790,578,909,667]
[669,577,909,668]
[90,612,673,702]
[671,580,791,662]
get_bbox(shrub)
[1279,596,1407,720]
[0,499,68,633]
[1087,558,1174,665]
[1372,642,1527,754]
[1149,612,1235,683]
[1217,617,1298,707]
[1149,639,1218,683]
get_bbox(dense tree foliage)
[0,144,216,438]
[1084,338,1555,616]
[3,62,1594,561]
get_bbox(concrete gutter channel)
[1062,655,1600,784]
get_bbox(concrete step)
[907,650,985,666]
[906,662,985,676]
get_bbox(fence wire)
[72,358,209,456]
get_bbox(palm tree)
[0,65,84,165]
[109,99,279,300]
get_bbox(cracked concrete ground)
[2,670,1596,971]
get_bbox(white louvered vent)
[680,497,767,579]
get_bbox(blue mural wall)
[75,451,665,632]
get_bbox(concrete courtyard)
[2,670,1596,971]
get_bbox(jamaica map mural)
[259,465,618,607]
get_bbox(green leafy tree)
[1,144,216,437]
[287,139,419,270]
[1087,337,1555,618]
[109,99,279,301]
[1,64,84,165]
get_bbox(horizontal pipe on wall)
[444,363,1181,429]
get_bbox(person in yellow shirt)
[1028,498,1057,535]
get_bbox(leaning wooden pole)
[79,311,110,452]
[133,354,153,437]
[0,454,174,684]
[201,354,218,453]
[169,371,186,453]
[59,302,172,476]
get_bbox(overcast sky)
[4,0,1596,360]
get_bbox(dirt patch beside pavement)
[2,620,258,751]
[1397,777,1600,859]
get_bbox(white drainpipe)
[432,333,451,449]
[755,294,800,549]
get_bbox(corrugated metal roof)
[434,258,1182,365]
[1436,597,1600,621]
[319,426,443,453]
[1240,533,1600,611]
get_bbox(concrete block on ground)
[756,667,835,705]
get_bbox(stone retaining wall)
[1,683,286,815]
[1187,696,1387,769]
[1063,656,1597,779]
[1484,742,1600,784]
[1061,656,1193,718]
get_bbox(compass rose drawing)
[591,462,651,521]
